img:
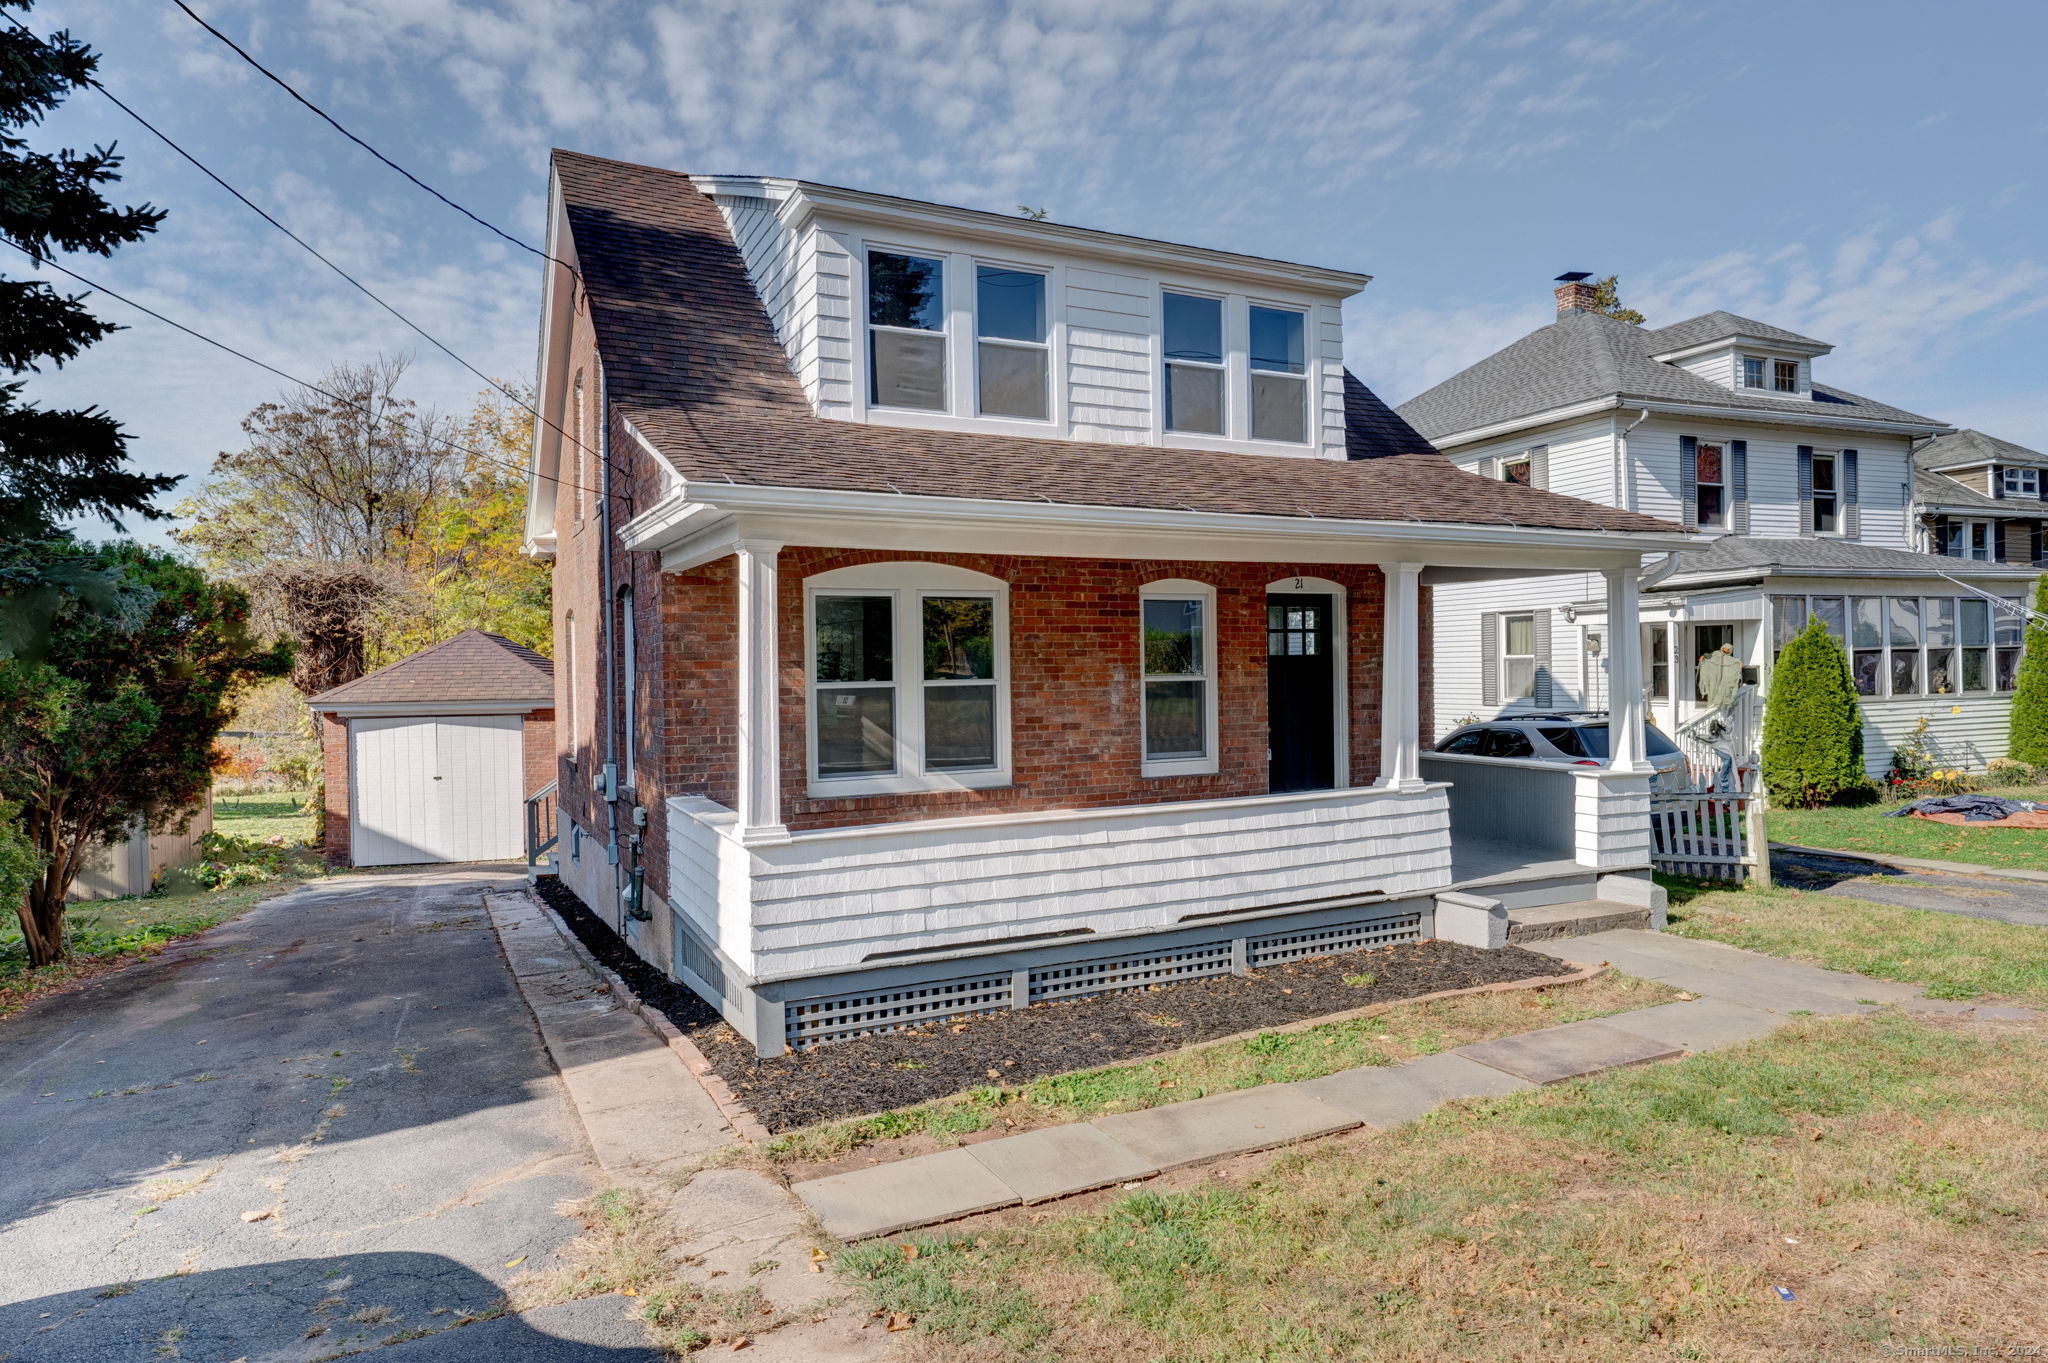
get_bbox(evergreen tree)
[1761,617,1868,807]
[0,4,175,538]
[2007,576,2048,765]
[1587,275,1645,326]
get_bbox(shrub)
[2010,577,2048,765]
[175,830,290,891]
[1987,756,2048,786]
[1761,617,1869,808]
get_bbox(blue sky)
[16,0,2048,544]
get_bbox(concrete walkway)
[793,927,2036,1241]
[0,868,662,1363]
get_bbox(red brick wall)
[320,711,350,866]
[521,708,557,799]
[747,551,1392,832]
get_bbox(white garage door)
[350,715,524,866]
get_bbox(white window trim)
[1771,593,2022,698]
[1161,287,1228,438]
[863,245,951,416]
[1502,612,1537,702]
[1810,451,1843,536]
[973,260,1053,424]
[803,562,1012,798]
[1141,577,1220,778]
[1694,438,1728,530]
[1739,353,1806,396]
[2002,467,2040,497]
[1246,301,1312,447]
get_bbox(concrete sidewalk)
[792,928,2037,1241]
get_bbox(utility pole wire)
[0,234,607,501]
[168,0,580,282]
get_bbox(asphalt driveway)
[0,868,661,1362]
[1773,849,2048,927]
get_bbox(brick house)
[526,151,1689,1056]
[309,630,555,866]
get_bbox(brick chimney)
[1554,271,1598,317]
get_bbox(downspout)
[1616,406,1649,514]
[596,355,624,932]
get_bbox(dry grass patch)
[761,971,1677,1170]
[1666,875,2048,1005]
[512,1186,784,1352]
[839,1013,2048,1361]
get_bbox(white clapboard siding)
[1066,266,1154,441]
[1860,694,2013,777]
[670,786,1452,978]
[1429,572,1605,735]
[1632,420,1915,549]
[711,197,857,417]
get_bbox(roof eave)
[1424,394,1954,450]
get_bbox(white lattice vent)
[1246,912,1423,968]
[1027,941,1235,1005]
[784,973,1013,1050]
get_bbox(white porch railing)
[1673,682,1760,791]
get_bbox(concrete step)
[1507,899,1652,944]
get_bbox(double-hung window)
[867,250,946,410]
[1162,292,1225,435]
[1141,581,1216,776]
[976,264,1049,419]
[2002,467,2040,497]
[1502,614,1537,700]
[1248,306,1308,444]
[1773,359,1799,393]
[1949,519,1993,561]
[1742,356,1766,389]
[808,565,1010,794]
[1810,453,1840,533]
[1694,441,1726,528]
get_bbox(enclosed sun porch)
[623,481,1690,1054]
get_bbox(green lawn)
[213,788,318,846]
[1769,784,2048,873]
[1664,873,2048,1006]
[839,1013,2048,1360]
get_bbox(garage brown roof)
[551,150,1682,538]
[309,631,553,709]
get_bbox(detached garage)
[310,631,554,868]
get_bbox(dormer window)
[975,265,1049,420]
[868,250,946,411]
[1163,292,1225,435]
[1741,355,1801,392]
[1773,359,1799,393]
[1249,306,1308,444]
[2002,467,2040,497]
[1742,356,1765,389]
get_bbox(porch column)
[735,539,789,844]
[1378,561,1427,792]
[1603,563,1653,774]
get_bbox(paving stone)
[1524,939,1882,1017]
[1588,929,1922,1003]
[1456,1019,1683,1085]
[1599,998,1782,1052]
[1088,1086,1357,1172]
[1968,1003,2039,1021]
[1297,1052,1534,1129]
[581,1098,731,1171]
[1896,997,1980,1017]
[558,1049,701,1114]
[965,1122,1159,1203]
[796,1149,1020,1240]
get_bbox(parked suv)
[1433,712,1687,788]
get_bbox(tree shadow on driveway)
[0,1251,661,1361]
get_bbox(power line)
[168,0,579,282]
[0,10,612,478]
[0,234,606,502]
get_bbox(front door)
[1267,593,1336,792]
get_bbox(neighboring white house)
[1401,276,2038,778]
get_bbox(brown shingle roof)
[551,150,1681,538]
[309,630,553,708]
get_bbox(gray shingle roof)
[1397,309,1946,441]
[1641,310,1829,354]
[1913,468,2009,513]
[1914,428,2048,473]
[552,150,1682,537]
[309,630,554,708]
[1658,534,2034,588]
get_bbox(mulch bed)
[534,879,1572,1133]
[1912,810,2048,828]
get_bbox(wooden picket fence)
[1650,787,1759,881]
